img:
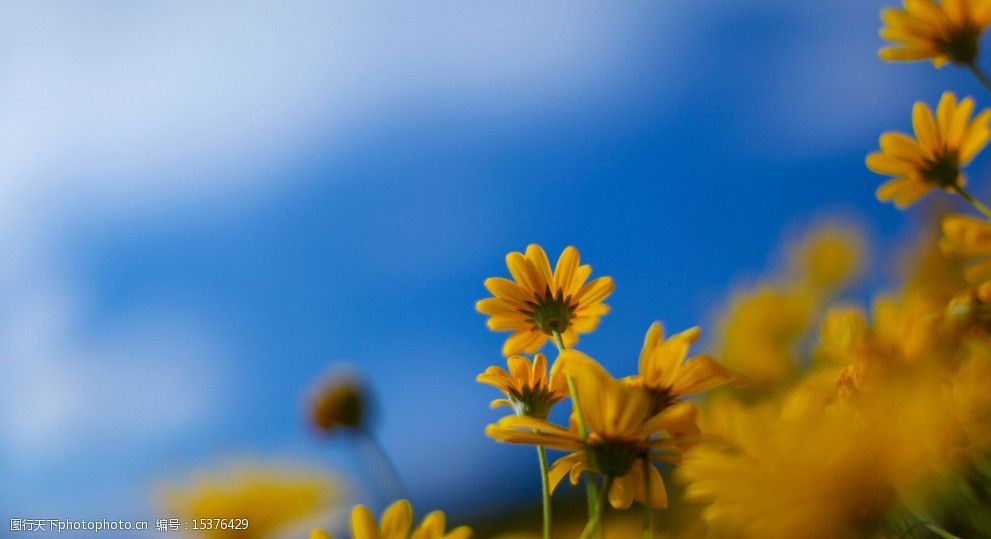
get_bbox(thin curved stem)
[641,460,654,539]
[536,445,553,539]
[579,477,609,539]
[901,503,962,539]
[924,522,963,539]
[551,330,566,351]
[967,62,991,95]
[641,503,652,539]
[356,429,408,503]
[951,183,991,220]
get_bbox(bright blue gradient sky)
[3,0,990,535]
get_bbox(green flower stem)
[642,460,653,539]
[579,477,609,539]
[924,523,963,539]
[967,62,991,95]
[902,503,962,539]
[537,445,553,539]
[357,428,408,503]
[554,329,601,539]
[951,183,991,220]
[642,503,652,539]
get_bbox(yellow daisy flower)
[867,92,991,208]
[310,500,471,539]
[879,0,991,67]
[477,353,569,418]
[477,244,614,356]
[626,322,735,414]
[485,354,697,509]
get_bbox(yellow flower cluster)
[667,221,991,538]
[477,244,734,537]
[162,4,991,538]
[663,11,991,535]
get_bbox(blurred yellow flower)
[815,305,870,367]
[625,322,734,414]
[942,213,991,282]
[477,244,614,355]
[789,223,864,289]
[310,376,366,434]
[879,0,991,66]
[816,297,945,404]
[867,92,991,208]
[680,392,897,539]
[486,354,696,509]
[952,344,991,453]
[714,285,815,390]
[163,462,342,539]
[477,353,568,418]
[311,500,471,539]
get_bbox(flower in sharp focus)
[879,0,991,67]
[310,500,472,539]
[867,92,991,208]
[626,322,735,414]
[310,376,366,434]
[477,353,569,419]
[477,244,614,356]
[485,354,698,509]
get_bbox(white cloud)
[0,1,658,460]
[0,277,226,459]
[0,2,649,215]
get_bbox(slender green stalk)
[537,445,553,539]
[967,62,991,95]
[924,523,963,539]
[579,477,610,539]
[902,504,962,539]
[357,428,408,503]
[641,459,654,539]
[951,183,991,220]
[554,328,602,538]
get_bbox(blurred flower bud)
[310,377,365,434]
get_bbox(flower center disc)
[527,288,576,335]
[944,27,980,65]
[590,438,645,478]
[923,152,960,188]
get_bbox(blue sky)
[3,1,991,536]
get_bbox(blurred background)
[1,0,989,536]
